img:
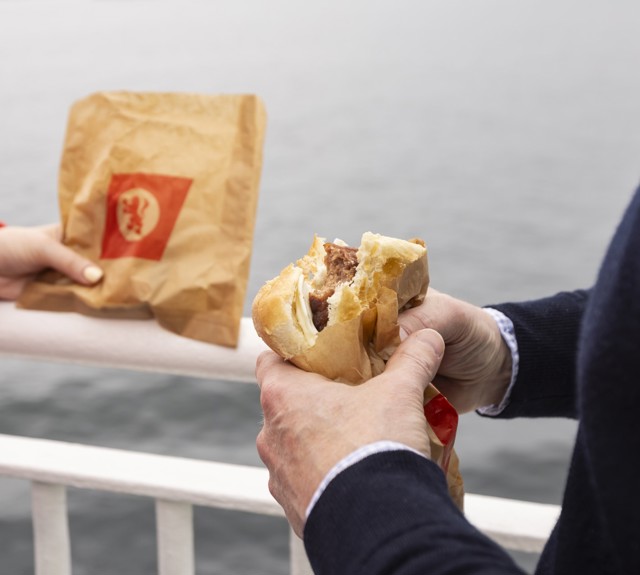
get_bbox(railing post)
[156,499,194,575]
[289,528,313,575]
[31,482,72,575]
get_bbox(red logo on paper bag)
[101,173,192,260]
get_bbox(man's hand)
[256,328,444,537]
[399,288,512,413]
[0,224,103,300]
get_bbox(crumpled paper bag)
[19,91,267,347]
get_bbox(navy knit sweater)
[304,186,640,575]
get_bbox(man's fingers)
[38,240,103,286]
[398,288,440,339]
[256,351,330,388]
[255,351,286,389]
[385,328,445,392]
[399,309,429,341]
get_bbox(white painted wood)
[31,482,72,575]
[0,434,558,553]
[0,303,267,382]
[289,529,314,575]
[464,492,560,553]
[156,500,194,575]
[0,434,280,517]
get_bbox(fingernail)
[399,326,409,341]
[415,329,444,356]
[83,265,104,284]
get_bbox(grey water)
[1,1,639,573]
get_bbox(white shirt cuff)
[477,307,520,416]
[305,441,425,520]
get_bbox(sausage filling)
[308,243,359,331]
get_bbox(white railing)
[0,302,561,574]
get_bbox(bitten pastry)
[252,232,428,383]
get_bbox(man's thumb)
[386,329,445,390]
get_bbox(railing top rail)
[0,303,267,382]
[0,433,282,517]
[0,432,560,553]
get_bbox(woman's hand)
[0,224,103,300]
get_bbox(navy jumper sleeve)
[304,451,525,575]
[489,289,590,419]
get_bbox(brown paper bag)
[19,91,267,347]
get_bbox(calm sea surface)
[1,1,639,573]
